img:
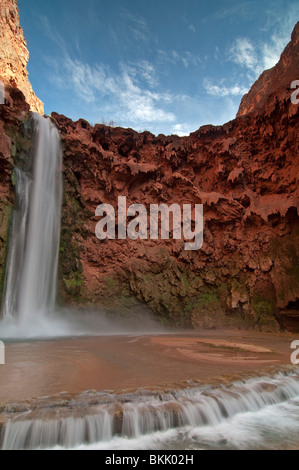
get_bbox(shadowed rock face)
[50,22,299,332]
[0,15,298,331]
[0,0,44,114]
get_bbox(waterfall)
[1,113,62,323]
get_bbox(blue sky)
[19,0,299,135]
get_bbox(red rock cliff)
[0,0,44,114]
[52,23,299,332]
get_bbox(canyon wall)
[53,23,299,331]
[0,0,43,114]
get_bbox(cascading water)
[1,370,299,450]
[1,113,62,324]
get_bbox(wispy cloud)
[215,2,254,20]
[50,55,176,124]
[261,1,299,36]
[229,33,291,79]
[182,16,197,34]
[260,4,299,68]
[215,33,286,99]
[124,60,159,88]
[262,35,286,69]
[208,8,297,105]
[229,34,289,75]
[158,49,201,68]
[229,5,298,77]
[229,38,260,72]
[204,79,249,97]
[38,14,68,53]
[121,9,149,43]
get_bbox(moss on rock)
[251,294,280,332]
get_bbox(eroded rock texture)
[0,0,43,114]
[53,23,299,331]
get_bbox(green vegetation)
[63,272,84,302]
[105,277,117,287]
[251,294,277,330]
[58,173,88,304]
[182,273,189,289]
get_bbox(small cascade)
[1,370,299,450]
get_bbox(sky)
[18,0,299,136]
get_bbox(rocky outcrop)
[0,0,44,114]
[52,23,299,332]
[237,22,299,117]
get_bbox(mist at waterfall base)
[0,113,164,340]
[0,307,167,340]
